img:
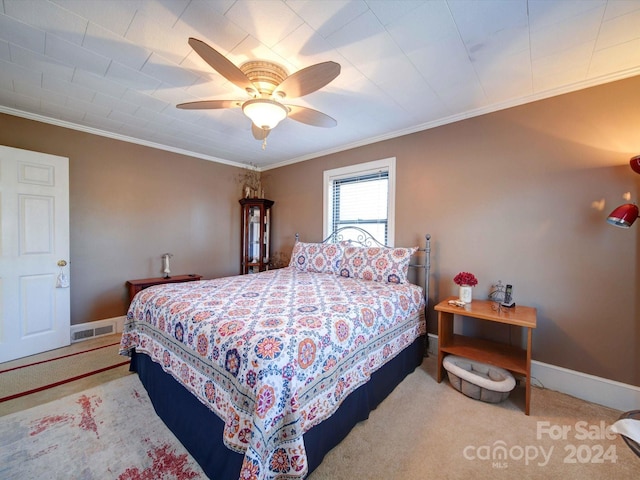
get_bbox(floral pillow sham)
[289,242,343,274]
[338,245,417,284]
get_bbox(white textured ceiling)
[1,0,639,169]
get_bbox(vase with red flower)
[453,272,478,303]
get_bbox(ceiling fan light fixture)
[242,99,287,130]
[179,39,340,140]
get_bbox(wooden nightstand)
[126,274,202,303]
[434,297,537,415]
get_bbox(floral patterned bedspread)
[119,267,425,480]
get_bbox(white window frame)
[323,157,396,246]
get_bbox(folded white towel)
[611,418,640,444]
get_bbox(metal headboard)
[295,226,432,353]
[321,226,388,247]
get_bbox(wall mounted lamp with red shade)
[606,155,640,229]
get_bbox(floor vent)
[71,320,117,343]
[72,329,96,341]
[94,325,115,336]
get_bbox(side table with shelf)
[126,274,202,303]
[434,297,537,415]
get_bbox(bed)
[119,227,431,479]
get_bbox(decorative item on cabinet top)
[240,198,274,274]
[237,166,263,199]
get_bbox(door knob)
[56,260,70,288]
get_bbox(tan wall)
[1,113,244,324]
[264,76,640,386]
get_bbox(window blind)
[331,170,389,244]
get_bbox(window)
[323,158,396,246]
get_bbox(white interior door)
[0,146,70,363]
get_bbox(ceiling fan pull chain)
[262,137,267,150]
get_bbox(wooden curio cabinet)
[240,198,274,274]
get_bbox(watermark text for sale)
[463,421,618,469]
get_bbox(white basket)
[443,355,515,403]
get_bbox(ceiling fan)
[177,38,341,147]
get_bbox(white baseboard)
[531,360,640,412]
[427,334,640,412]
[70,316,126,343]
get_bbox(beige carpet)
[309,358,638,480]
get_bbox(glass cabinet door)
[240,198,274,274]
[249,206,260,264]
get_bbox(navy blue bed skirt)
[130,336,425,479]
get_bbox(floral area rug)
[0,374,207,479]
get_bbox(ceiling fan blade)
[286,105,337,128]
[188,37,256,93]
[274,61,340,99]
[176,100,242,110]
[252,123,270,140]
